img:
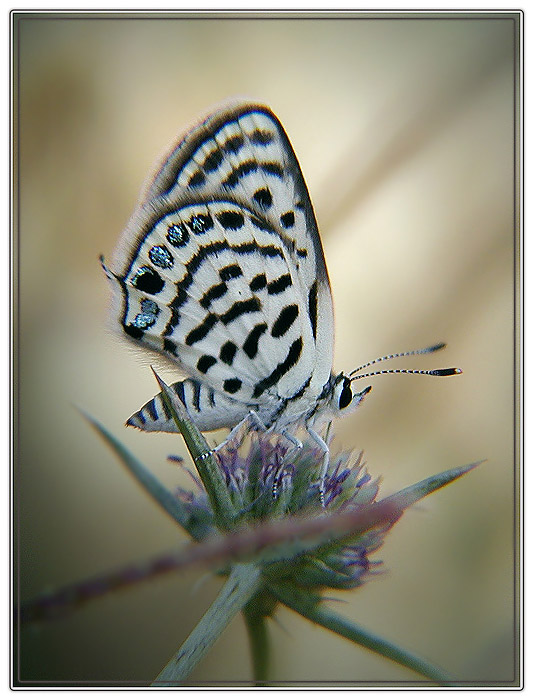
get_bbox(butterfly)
[102,100,459,489]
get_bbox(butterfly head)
[329,374,372,417]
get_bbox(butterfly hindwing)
[116,199,315,404]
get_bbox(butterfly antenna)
[349,343,447,377]
[350,366,462,382]
[349,343,461,382]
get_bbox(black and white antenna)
[349,343,462,383]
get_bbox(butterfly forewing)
[109,101,335,431]
[144,102,334,368]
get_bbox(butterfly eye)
[339,379,352,410]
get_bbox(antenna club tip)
[430,367,462,377]
[425,342,447,353]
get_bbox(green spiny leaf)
[152,369,237,531]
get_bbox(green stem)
[243,606,271,685]
[152,563,262,686]
[269,583,452,685]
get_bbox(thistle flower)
[174,432,384,592]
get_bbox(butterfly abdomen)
[126,377,250,433]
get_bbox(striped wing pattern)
[108,102,334,432]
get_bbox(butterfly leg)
[197,410,268,460]
[281,431,303,450]
[279,430,304,469]
[306,427,330,507]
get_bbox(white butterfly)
[102,100,459,488]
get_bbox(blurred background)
[15,12,518,686]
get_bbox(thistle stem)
[152,563,262,686]
[243,605,271,685]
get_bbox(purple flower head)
[173,431,388,592]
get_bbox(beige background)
[15,13,518,685]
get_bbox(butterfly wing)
[107,101,334,430]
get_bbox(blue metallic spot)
[133,312,157,329]
[167,223,189,247]
[188,213,214,234]
[149,245,174,269]
[140,298,159,315]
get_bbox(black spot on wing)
[243,323,267,359]
[235,241,282,258]
[253,187,273,209]
[252,337,303,398]
[219,341,237,365]
[197,355,217,374]
[271,304,299,338]
[124,323,144,340]
[203,149,223,172]
[219,263,243,281]
[199,282,228,309]
[267,274,292,295]
[163,338,177,354]
[280,211,295,228]
[185,313,218,345]
[131,266,164,294]
[222,134,244,153]
[224,378,242,394]
[188,170,206,188]
[250,273,267,291]
[308,281,318,340]
[250,129,274,145]
[222,161,257,188]
[217,210,245,230]
[220,298,261,325]
[261,162,283,178]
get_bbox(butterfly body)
[125,370,370,439]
